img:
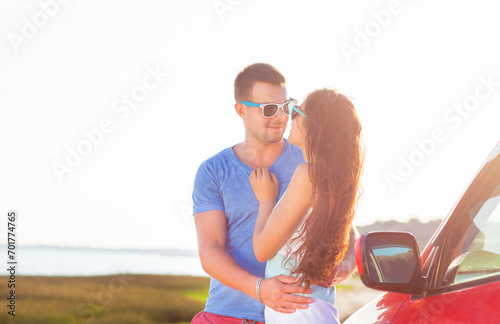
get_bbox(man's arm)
[194,210,313,313]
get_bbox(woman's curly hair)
[285,88,365,288]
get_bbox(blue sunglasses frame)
[240,98,306,119]
[290,104,306,119]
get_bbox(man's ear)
[235,102,247,119]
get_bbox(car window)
[443,184,500,285]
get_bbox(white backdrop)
[1,0,500,250]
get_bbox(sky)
[1,0,500,251]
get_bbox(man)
[192,63,356,323]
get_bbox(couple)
[192,63,364,323]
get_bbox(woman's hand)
[249,168,279,204]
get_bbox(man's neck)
[233,138,286,169]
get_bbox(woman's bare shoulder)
[290,163,313,190]
[293,163,310,179]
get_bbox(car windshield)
[443,180,500,285]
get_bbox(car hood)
[344,292,407,324]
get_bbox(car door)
[392,149,500,324]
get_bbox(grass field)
[0,274,371,324]
[0,274,209,324]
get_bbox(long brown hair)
[286,88,364,287]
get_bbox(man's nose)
[273,108,287,120]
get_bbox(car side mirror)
[356,231,423,294]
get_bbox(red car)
[346,142,500,324]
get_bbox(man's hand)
[259,275,313,313]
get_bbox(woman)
[249,88,364,323]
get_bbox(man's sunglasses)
[240,99,301,118]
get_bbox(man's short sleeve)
[192,160,225,214]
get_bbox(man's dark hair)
[234,63,286,102]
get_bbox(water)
[6,246,207,277]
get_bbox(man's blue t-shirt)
[192,140,304,322]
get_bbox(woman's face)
[288,101,307,148]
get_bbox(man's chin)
[266,134,285,144]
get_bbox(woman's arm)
[194,210,312,312]
[250,164,313,262]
